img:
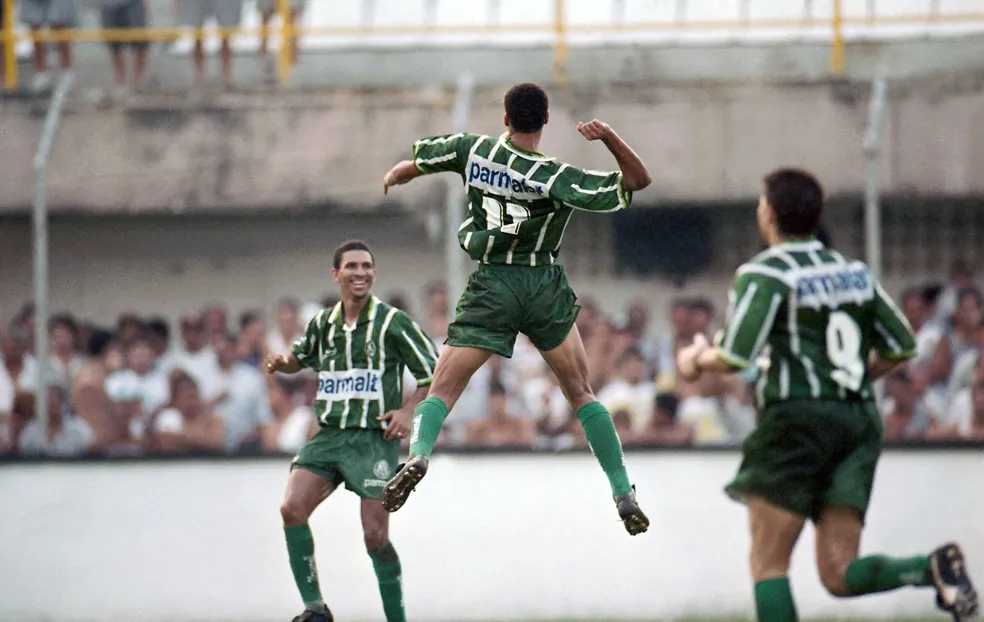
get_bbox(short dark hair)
[333,239,375,270]
[655,393,679,419]
[87,329,116,357]
[688,297,715,317]
[763,168,825,237]
[49,313,79,337]
[144,317,170,343]
[239,310,262,330]
[504,83,549,134]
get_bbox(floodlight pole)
[863,70,888,284]
[33,72,76,432]
[445,72,475,307]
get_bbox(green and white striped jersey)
[714,240,917,408]
[412,132,633,267]
[291,296,438,430]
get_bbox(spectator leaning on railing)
[178,0,243,89]
[101,0,150,94]
[20,0,77,93]
[257,0,306,79]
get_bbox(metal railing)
[2,0,983,89]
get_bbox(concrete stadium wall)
[2,80,984,215]
[1,451,981,621]
[0,213,920,335]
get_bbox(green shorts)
[725,399,884,522]
[291,426,398,499]
[446,263,580,358]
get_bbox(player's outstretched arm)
[677,334,742,382]
[264,352,303,375]
[578,119,652,192]
[383,160,423,195]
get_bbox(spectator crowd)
[2,260,983,459]
[2,0,306,95]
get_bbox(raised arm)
[383,133,481,194]
[577,120,651,192]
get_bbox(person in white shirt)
[0,348,14,453]
[901,287,943,373]
[19,385,94,458]
[597,347,656,433]
[212,331,272,453]
[267,297,303,357]
[261,375,316,454]
[2,329,38,395]
[105,337,169,440]
[173,312,223,401]
[48,314,86,389]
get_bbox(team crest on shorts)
[365,341,377,360]
[372,459,391,479]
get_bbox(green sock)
[369,542,406,622]
[284,524,324,609]
[755,577,799,622]
[576,401,632,496]
[409,396,447,459]
[845,554,931,595]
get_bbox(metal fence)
[3,0,984,89]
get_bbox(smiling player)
[265,240,438,622]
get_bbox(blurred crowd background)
[3,255,982,458]
[2,0,983,459]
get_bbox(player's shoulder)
[309,303,340,330]
[417,131,488,149]
[734,255,796,290]
[373,300,421,332]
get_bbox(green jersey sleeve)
[548,165,632,213]
[412,132,481,176]
[388,311,439,386]
[715,268,790,369]
[871,283,917,361]
[290,312,324,370]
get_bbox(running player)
[380,82,652,535]
[265,240,439,622]
[676,168,978,622]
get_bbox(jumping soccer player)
[676,168,979,622]
[265,240,439,622]
[380,82,652,535]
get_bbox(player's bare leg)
[539,325,649,535]
[816,505,979,620]
[361,499,406,622]
[382,345,492,513]
[281,468,336,622]
[747,496,805,622]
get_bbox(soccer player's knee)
[363,527,389,553]
[280,499,309,526]
[818,559,851,597]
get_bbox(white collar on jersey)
[776,239,824,251]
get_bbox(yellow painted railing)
[3,0,984,90]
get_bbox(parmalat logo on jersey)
[316,369,383,401]
[467,157,546,198]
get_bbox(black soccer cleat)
[382,455,429,513]
[614,485,650,536]
[291,605,334,622]
[930,542,979,621]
